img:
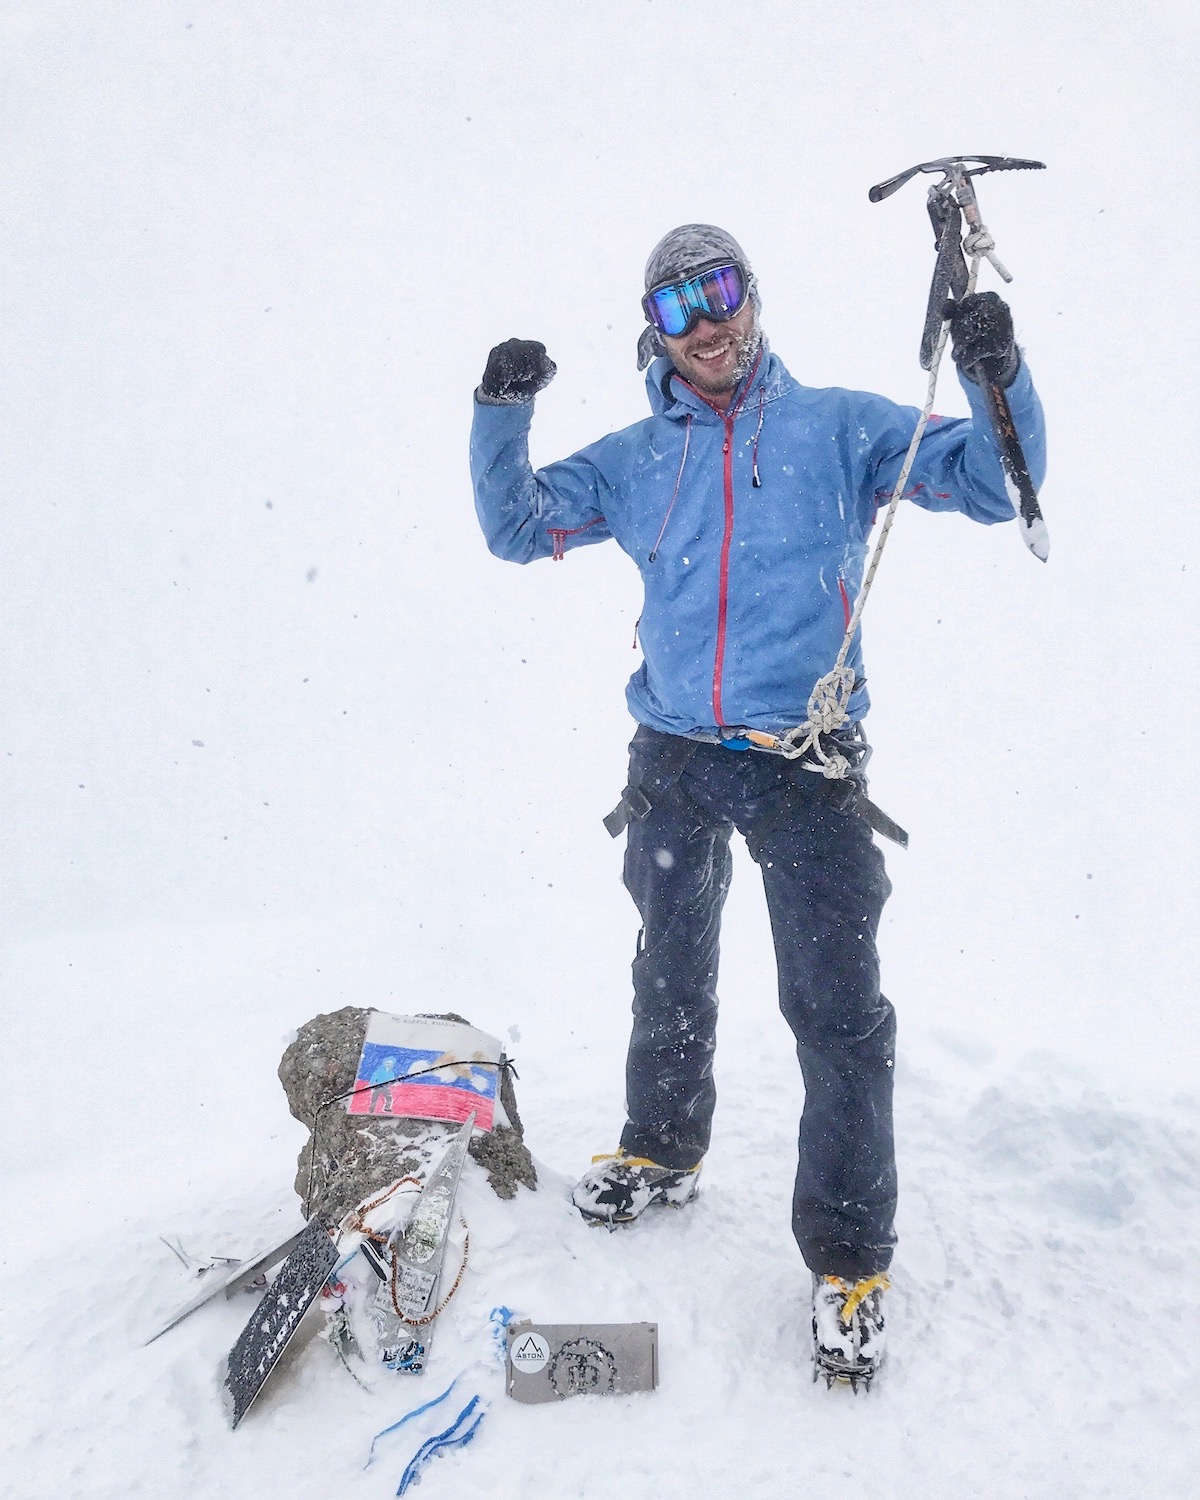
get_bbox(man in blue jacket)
[470,224,1045,1384]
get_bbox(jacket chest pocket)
[741,474,850,559]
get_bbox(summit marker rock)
[278,1006,536,1222]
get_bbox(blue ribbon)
[396,1395,487,1496]
[364,1379,458,1469]
[365,1313,511,1489]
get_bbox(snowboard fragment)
[386,1111,475,1321]
[143,1224,305,1345]
[224,1218,338,1427]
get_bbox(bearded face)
[662,299,761,401]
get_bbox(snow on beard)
[676,307,763,397]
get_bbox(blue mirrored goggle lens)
[643,263,747,337]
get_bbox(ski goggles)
[641,260,748,339]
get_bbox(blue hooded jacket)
[470,349,1046,738]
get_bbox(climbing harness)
[602,730,701,837]
[603,722,908,847]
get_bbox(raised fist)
[479,339,557,403]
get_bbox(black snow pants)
[616,725,897,1280]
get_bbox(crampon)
[811,1272,889,1392]
[571,1151,701,1228]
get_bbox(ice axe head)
[869,155,1045,204]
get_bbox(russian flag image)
[348,1042,497,1129]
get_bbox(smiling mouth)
[692,341,732,362]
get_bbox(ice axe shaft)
[974,372,1049,562]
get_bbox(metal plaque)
[505,1321,658,1403]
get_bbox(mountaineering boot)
[811,1272,889,1390]
[572,1151,702,1226]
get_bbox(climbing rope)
[752,229,993,776]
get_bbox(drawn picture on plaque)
[347,1013,501,1129]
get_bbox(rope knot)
[806,666,855,732]
[963,226,995,258]
[778,665,855,773]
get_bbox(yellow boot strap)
[589,1152,699,1172]
[838,1272,891,1325]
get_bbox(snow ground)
[4,917,1198,1498]
[2,4,1198,1498]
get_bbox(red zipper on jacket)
[548,515,607,561]
[681,351,762,727]
[712,414,736,725]
[838,575,852,629]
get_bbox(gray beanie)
[644,223,754,291]
[637,223,758,370]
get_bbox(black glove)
[945,291,1020,388]
[479,339,557,403]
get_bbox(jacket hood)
[644,343,797,420]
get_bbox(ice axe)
[869,155,1049,561]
